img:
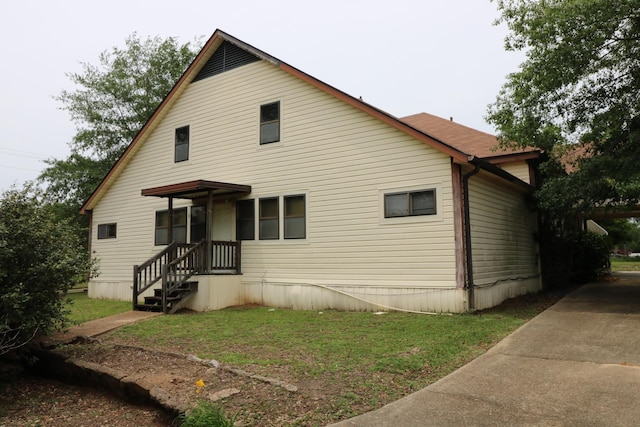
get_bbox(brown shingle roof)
[400,112,539,160]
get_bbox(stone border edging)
[27,339,297,416]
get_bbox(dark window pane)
[284,195,305,239]
[156,211,169,227]
[285,195,304,216]
[175,126,189,162]
[259,198,279,240]
[155,229,168,246]
[175,143,189,162]
[260,122,280,144]
[385,193,409,217]
[284,217,305,239]
[260,102,279,122]
[260,102,280,144]
[411,191,435,215]
[155,208,187,245]
[259,219,279,240]
[174,226,187,243]
[174,208,187,226]
[190,205,206,243]
[236,200,255,241]
[385,190,436,218]
[97,223,117,239]
[260,198,278,218]
[237,220,255,241]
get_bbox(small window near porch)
[284,195,305,239]
[236,199,255,240]
[260,102,280,144]
[155,208,187,245]
[259,197,279,240]
[175,125,189,162]
[384,189,436,218]
[97,223,117,239]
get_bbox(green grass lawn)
[610,257,640,272]
[63,291,560,424]
[65,292,131,324]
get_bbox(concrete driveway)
[331,273,640,426]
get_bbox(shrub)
[0,185,95,354]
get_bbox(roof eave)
[467,156,534,193]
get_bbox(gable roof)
[81,29,538,213]
[400,113,541,164]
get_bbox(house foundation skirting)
[243,281,466,313]
[472,276,542,311]
[89,275,541,313]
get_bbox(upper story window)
[97,223,117,239]
[175,125,190,162]
[260,102,280,144]
[384,189,436,218]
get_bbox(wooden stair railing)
[133,240,241,313]
[160,241,206,313]
[133,241,205,312]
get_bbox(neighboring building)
[81,29,543,313]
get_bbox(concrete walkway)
[331,273,640,426]
[43,310,160,345]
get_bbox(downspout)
[462,164,481,311]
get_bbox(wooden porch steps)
[135,281,198,314]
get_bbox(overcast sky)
[0,0,523,195]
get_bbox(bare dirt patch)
[0,366,173,427]
[45,342,367,426]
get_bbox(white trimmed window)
[174,125,189,162]
[284,195,305,239]
[384,189,436,218]
[97,223,117,239]
[260,102,280,144]
[155,208,187,245]
[259,197,279,240]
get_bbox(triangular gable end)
[81,29,483,214]
[193,40,261,82]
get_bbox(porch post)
[168,196,174,244]
[206,190,213,272]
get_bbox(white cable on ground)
[261,279,452,316]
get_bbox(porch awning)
[141,180,251,199]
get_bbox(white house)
[81,29,543,314]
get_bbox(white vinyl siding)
[467,172,540,287]
[500,162,531,184]
[89,59,458,300]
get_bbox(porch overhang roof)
[141,180,251,199]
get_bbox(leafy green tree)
[487,0,640,286]
[0,185,94,355]
[488,0,640,215]
[39,34,200,241]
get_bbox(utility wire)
[0,147,54,160]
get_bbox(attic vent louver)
[192,41,260,82]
